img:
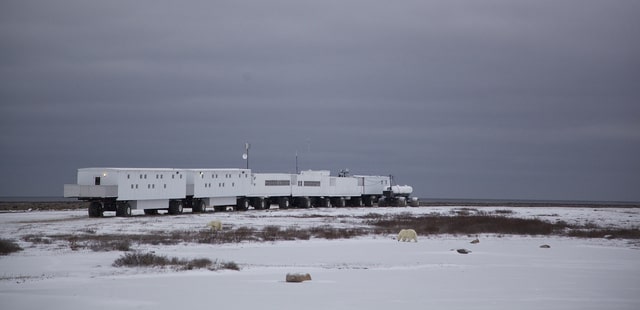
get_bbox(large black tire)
[363,196,374,207]
[378,198,387,208]
[278,197,290,209]
[116,203,132,217]
[409,198,419,207]
[252,197,265,210]
[397,197,407,207]
[88,202,103,217]
[297,197,311,209]
[332,197,346,208]
[350,197,363,207]
[192,199,206,213]
[236,198,249,211]
[168,201,183,215]
[319,197,331,208]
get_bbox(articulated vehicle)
[64,167,418,217]
[378,185,420,207]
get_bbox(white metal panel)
[249,173,293,197]
[328,177,361,197]
[63,184,118,198]
[72,168,186,201]
[130,199,169,210]
[356,175,391,195]
[188,169,251,199]
[115,168,186,201]
[204,197,236,206]
[77,168,119,186]
[292,170,330,197]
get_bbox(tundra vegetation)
[112,252,239,271]
[20,209,640,255]
[0,238,23,255]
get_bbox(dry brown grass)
[367,214,568,236]
[0,238,23,255]
[21,210,640,253]
[112,252,239,271]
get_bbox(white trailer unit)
[64,166,416,217]
[64,168,186,216]
[357,175,391,206]
[290,170,329,208]
[186,169,251,212]
[249,173,295,209]
[327,175,362,207]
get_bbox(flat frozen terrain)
[2,206,639,309]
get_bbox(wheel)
[116,203,132,217]
[363,196,374,207]
[252,197,265,210]
[319,197,331,208]
[88,202,103,217]
[168,201,183,215]
[332,197,345,208]
[192,199,206,213]
[297,197,311,209]
[350,197,363,207]
[378,198,387,207]
[236,198,249,211]
[278,197,290,209]
[397,197,407,207]
[409,198,419,207]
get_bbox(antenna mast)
[243,143,250,169]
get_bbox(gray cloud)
[1,0,639,201]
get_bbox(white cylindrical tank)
[390,185,413,195]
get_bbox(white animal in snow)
[397,229,418,242]
[207,220,222,231]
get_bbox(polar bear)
[207,220,222,231]
[397,229,418,242]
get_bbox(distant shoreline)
[420,198,640,208]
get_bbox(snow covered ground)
[2,206,639,309]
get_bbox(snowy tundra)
[1,206,639,310]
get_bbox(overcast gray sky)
[1,0,639,201]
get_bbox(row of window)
[201,173,249,179]
[127,174,182,180]
[129,184,168,189]
[203,182,236,188]
[265,180,291,186]
[127,180,385,190]
[268,180,387,187]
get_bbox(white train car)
[186,169,251,212]
[326,175,362,207]
[357,175,391,206]
[246,171,390,209]
[65,167,413,217]
[63,168,186,216]
[249,173,295,209]
[290,170,330,208]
